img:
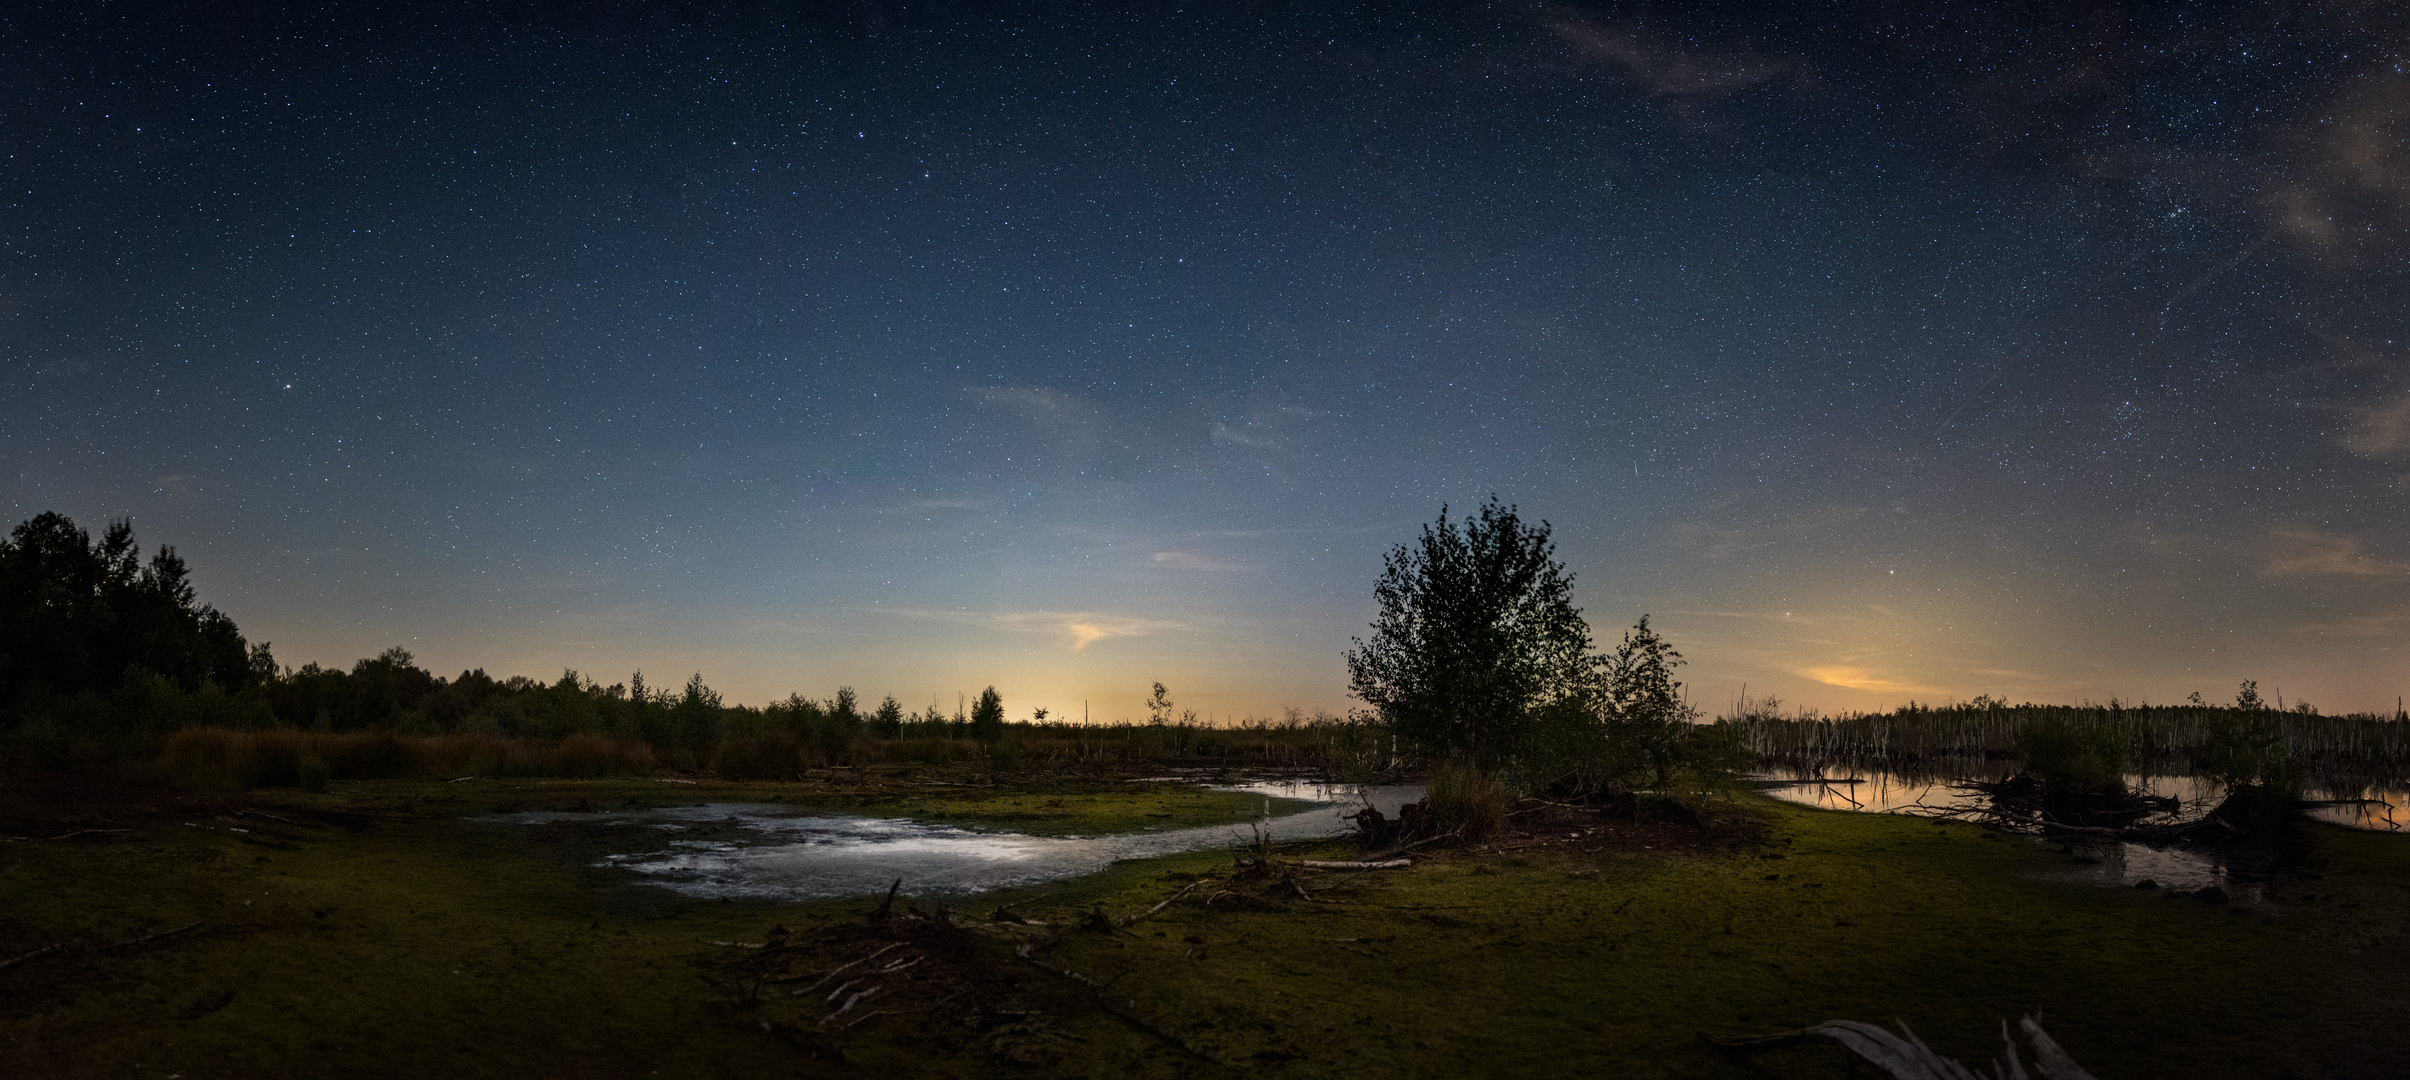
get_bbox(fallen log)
[1361,827,1464,863]
[1119,880,1205,928]
[1013,944,1218,1065]
[0,943,63,972]
[98,921,207,952]
[1299,859,1411,870]
[793,941,905,994]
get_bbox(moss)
[1,780,2404,1078]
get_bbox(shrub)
[1425,759,1509,841]
[2013,718,2127,798]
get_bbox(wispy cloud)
[1797,665,1938,695]
[2291,612,2409,639]
[1548,18,1805,100]
[2262,526,2409,578]
[992,611,1181,652]
[875,607,1180,652]
[968,386,1104,447]
[1149,551,1243,573]
[2345,391,2410,457]
[2267,66,2410,267]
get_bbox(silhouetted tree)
[1145,682,1173,726]
[1345,498,1592,769]
[0,512,254,710]
[971,685,1005,742]
[830,686,861,739]
[873,694,905,738]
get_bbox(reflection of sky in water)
[492,781,1421,900]
[1752,770,2404,830]
[1752,769,2405,894]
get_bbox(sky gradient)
[8,2,2408,720]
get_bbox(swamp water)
[492,780,1422,901]
[1755,769,2406,897]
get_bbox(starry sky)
[7,2,2407,720]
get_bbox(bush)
[1425,760,1509,841]
[2013,719,2127,798]
[554,731,653,778]
[713,734,807,780]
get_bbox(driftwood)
[1361,827,1465,863]
[0,943,63,972]
[1013,943,1217,1064]
[98,921,208,953]
[793,942,906,994]
[1300,859,1411,870]
[1119,880,1205,928]
[1708,1015,2095,1080]
[870,879,903,921]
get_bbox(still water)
[1754,769,2405,895]
[495,780,1421,901]
[1752,770,2404,831]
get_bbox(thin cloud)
[1548,18,1804,100]
[968,386,1104,446]
[992,611,1180,652]
[1150,551,1243,573]
[1797,665,1939,695]
[2267,66,2410,267]
[2345,391,2410,457]
[2292,612,2409,639]
[2262,527,2409,578]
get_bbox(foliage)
[872,695,905,738]
[2011,717,2128,799]
[1345,498,1592,770]
[971,685,1005,742]
[2198,707,2304,807]
[0,512,255,710]
[1424,758,1510,840]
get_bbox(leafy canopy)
[1344,498,1592,767]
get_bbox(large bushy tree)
[0,512,254,708]
[1345,498,1593,768]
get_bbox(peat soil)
[2,769,2406,1078]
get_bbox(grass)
[2,773,2405,1078]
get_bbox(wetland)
[5,768,2406,1079]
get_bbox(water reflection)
[1752,769,2403,831]
[494,780,1421,900]
[1752,767,2403,895]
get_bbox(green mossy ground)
[3,773,2404,1078]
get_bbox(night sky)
[8,2,2407,719]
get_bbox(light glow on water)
[492,782,1423,900]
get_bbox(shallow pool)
[493,779,1422,901]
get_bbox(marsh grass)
[1425,760,1510,840]
[158,728,658,790]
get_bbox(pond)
[493,779,1422,901]
[1753,768,2405,896]
[1751,769,2405,831]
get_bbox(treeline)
[1728,690,2410,789]
[0,513,1377,783]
